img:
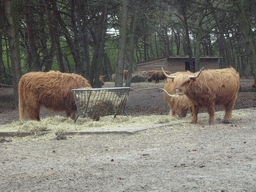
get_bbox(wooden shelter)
[136,56,220,72]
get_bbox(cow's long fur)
[18,71,92,121]
[163,78,194,117]
[166,67,240,124]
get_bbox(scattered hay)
[0,114,189,142]
[0,108,253,143]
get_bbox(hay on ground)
[0,109,252,143]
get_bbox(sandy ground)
[1,108,256,191]
[1,80,256,191]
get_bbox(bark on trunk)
[115,0,129,87]
[5,0,21,109]
[43,0,56,71]
[181,3,194,72]
[24,0,40,71]
[126,11,137,87]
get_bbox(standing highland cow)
[162,67,240,124]
[18,71,92,121]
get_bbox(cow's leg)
[223,99,236,124]
[207,105,215,124]
[66,110,77,120]
[66,110,71,118]
[26,104,40,121]
[70,111,77,120]
[170,109,176,116]
[191,105,199,124]
[178,108,188,117]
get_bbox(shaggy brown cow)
[163,73,194,117]
[112,73,116,81]
[148,71,171,83]
[162,67,240,124]
[112,70,129,82]
[19,70,92,121]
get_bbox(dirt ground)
[1,79,256,191]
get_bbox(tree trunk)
[77,0,90,78]
[233,0,256,81]
[206,0,230,68]
[0,33,4,82]
[103,52,113,81]
[90,0,108,88]
[71,0,82,74]
[55,28,65,72]
[126,10,138,87]
[155,32,159,58]
[5,0,21,109]
[194,37,201,72]
[43,0,56,71]
[53,0,81,73]
[181,2,194,72]
[174,29,181,55]
[24,0,40,71]
[115,0,129,87]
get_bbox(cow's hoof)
[178,114,187,118]
[222,120,230,124]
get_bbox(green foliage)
[1,0,256,87]
[105,37,119,71]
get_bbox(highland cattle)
[148,71,171,83]
[162,67,240,124]
[18,70,92,121]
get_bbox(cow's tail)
[18,76,25,120]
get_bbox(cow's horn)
[162,67,176,79]
[160,88,178,98]
[189,67,204,79]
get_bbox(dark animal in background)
[148,71,171,83]
[162,67,240,124]
[112,70,129,82]
[18,70,92,121]
[93,75,105,86]
[252,81,256,88]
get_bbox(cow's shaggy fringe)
[163,71,194,117]
[18,70,92,121]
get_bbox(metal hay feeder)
[72,87,130,121]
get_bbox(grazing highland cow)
[162,67,240,124]
[112,70,129,82]
[18,71,92,121]
[148,71,171,83]
[163,78,194,117]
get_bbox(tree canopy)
[1,0,256,108]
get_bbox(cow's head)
[161,67,204,96]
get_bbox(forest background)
[0,0,256,108]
